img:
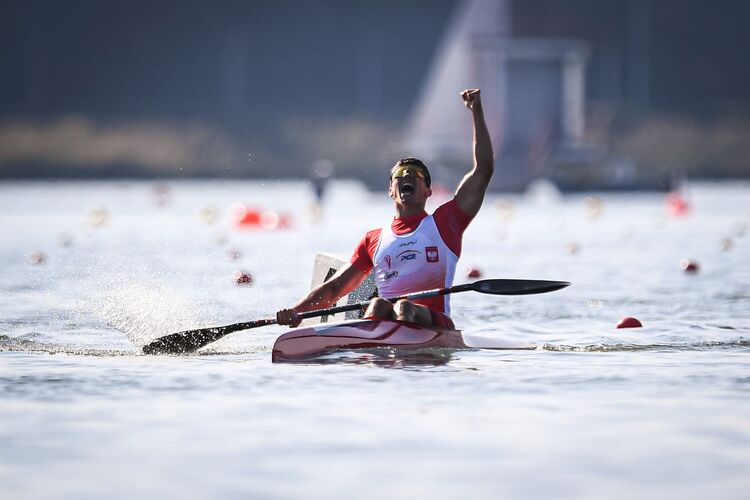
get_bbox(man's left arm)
[454,89,495,218]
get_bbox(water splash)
[92,273,211,348]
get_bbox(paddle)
[142,278,570,355]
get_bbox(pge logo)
[399,251,418,262]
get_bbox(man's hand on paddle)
[276,308,302,327]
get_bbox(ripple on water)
[0,333,137,355]
[539,338,750,353]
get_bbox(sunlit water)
[1,179,748,499]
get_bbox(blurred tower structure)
[405,0,589,191]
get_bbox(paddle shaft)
[169,283,472,339]
[142,287,451,354]
[141,278,569,354]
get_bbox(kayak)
[271,319,535,362]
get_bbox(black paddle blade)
[142,318,274,355]
[142,327,230,355]
[472,279,570,295]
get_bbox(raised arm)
[276,262,367,327]
[454,89,495,218]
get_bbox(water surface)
[1,180,748,499]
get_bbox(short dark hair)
[390,157,431,187]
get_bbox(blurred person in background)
[309,159,334,223]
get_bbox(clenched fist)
[461,88,482,112]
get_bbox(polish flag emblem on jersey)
[425,246,439,263]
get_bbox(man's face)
[389,165,431,206]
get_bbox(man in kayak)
[277,88,494,329]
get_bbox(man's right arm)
[276,263,367,326]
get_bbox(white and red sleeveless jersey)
[372,213,458,313]
[350,199,473,314]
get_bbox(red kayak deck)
[271,319,535,362]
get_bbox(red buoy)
[617,317,642,329]
[230,204,262,228]
[233,271,253,285]
[466,266,482,279]
[666,192,690,216]
[230,204,292,230]
[680,259,699,273]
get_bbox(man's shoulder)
[354,227,383,250]
[363,227,383,240]
[433,198,472,222]
[431,198,473,256]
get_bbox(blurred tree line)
[1,0,748,183]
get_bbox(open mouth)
[400,183,414,196]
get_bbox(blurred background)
[2,0,749,191]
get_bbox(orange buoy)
[233,271,253,285]
[617,317,642,329]
[680,259,699,273]
[466,267,482,279]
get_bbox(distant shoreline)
[1,173,748,194]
